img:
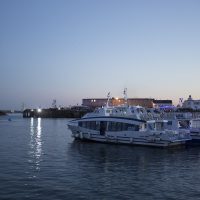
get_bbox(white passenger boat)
[68,109,191,148]
[68,90,191,147]
[68,115,191,147]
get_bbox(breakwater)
[23,107,92,118]
[0,111,6,116]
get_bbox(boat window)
[79,121,98,130]
[116,122,122,131]
[122,123,129,131]
[108,122,139,131]
[86,121,90,129]
[90,121,96,130]
[108,122,116,131]
[127,124,139,131]
[148,123,154,130]
[156,122,164,131]
[100,121,107,135]
[82,121,87,128]
[78,121,82,127]
[167,121,172,125]
[111,122,123,131]
[135,125,140,131]
[96,121,100,131]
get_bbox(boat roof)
[73,116,146,123]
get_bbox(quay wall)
[23,108,90,118]
[0,111,6,116]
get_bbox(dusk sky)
[1,0,200,110]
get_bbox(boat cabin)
[78,119,141,135]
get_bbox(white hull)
[190,131,200,141]
[70,129,188,148]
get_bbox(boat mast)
[123,88,128,105]
[106,92,111,107]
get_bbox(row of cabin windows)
[78,121,139,132]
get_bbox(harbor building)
[182,95,200,110]
[153,100,173,109]
[82,98,171,109]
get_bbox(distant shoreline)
[0,111,6,116]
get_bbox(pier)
[23,106,92,118]
[0,111,6,116]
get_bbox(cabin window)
[89,121,96,130]
[116,122,122,131]
[107,122,139,132]
[96,121,100,131]
[108,122,116,131]
[127,124,139,131]
[148,123,154,130]
[78,121,82,127]
[82,121,87,128]
[122,123,129,131]
[135,125,140,131]
[167,121,172,125]
[80,121,101,130]
[156,122,164,131]
[86,121,90,129]
[100,121,107,135]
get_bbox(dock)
[23,106,92,118]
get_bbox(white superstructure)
[182,95,200,110]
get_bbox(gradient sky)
[1,0,200,109]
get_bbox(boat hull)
[186,134,200,146]
[71,131,188,148]
[68,116,191,148]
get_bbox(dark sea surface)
[1,114,200,200]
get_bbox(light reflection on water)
[29,117,42,171]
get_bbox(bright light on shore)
[37,108,42,113]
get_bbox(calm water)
[1,114,200,200]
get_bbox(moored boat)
[68,90,191,147]
[68,115,191,147]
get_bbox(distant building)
[82,98,108,109]
[182,95,200,110]
[82,98,162,109]
[128,98,154,108]
[153,100,173,109]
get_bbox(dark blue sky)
[1,0,200,109]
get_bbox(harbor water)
[1,114,200,200]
